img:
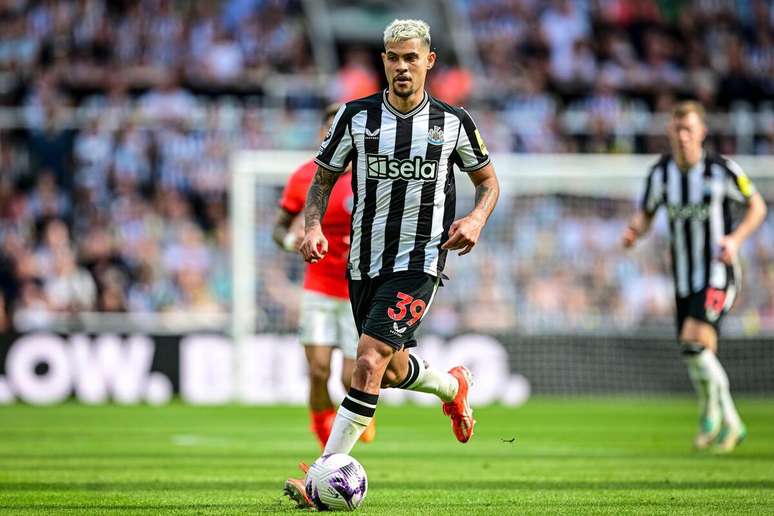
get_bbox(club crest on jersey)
[427,126,444,145]
[366,154,438,181]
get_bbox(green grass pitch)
[1,399,773,515]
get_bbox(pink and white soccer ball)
[305,453,368,511]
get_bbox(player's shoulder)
[340,92,383,117]
[428,94,469,120]
[647,153,671,176]
[705,151,742,175]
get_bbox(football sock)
[702,350,743,429]
[323,388,378,456]
[393,354,458,402]
[681,343,718,425]
[310,408,336,448]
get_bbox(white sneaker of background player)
[711,423,748,454]
[694,405,721,450]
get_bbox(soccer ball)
[305,453,368,511]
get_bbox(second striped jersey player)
[623,101,767,454]
[641,150,757,306]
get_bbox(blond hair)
[383,19,431,49]
[672,101,706,123]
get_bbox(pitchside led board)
[0,333,530,406]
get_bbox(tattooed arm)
[299,167,339,263]
[442,163,500,256]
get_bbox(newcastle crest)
[427,126,444,145]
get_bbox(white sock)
[323,388,377,456]
[683,349,719,424]
[702,350,743,429]
[393,354,458,402]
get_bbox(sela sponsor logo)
[366,154,438,181]
[667,203,710,220]
[365,128,380,139]
[427,126,444,145]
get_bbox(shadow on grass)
[2,479,773,492]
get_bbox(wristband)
[282,232,298,252]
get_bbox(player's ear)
[426,51,436,70]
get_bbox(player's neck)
[674,149,704,172]
[386,89,426,114]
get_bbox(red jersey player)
[272,104,375,448]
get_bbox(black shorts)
[349,271,440,350]
[676,264,738,335]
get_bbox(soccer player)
[284,18,500,508]
[273,104,376,449]
[622,101,767,453]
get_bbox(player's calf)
[681,341,721,449]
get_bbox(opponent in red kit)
[272,104,376,448]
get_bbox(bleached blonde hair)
[383,19,431,49]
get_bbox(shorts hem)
[362,330,405,351]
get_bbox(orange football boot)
[359,417,377,443]
[442,366,475,443]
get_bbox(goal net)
[231,151,774,394]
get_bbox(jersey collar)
[382,89,429,119]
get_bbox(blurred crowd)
[464,0,774,153]
[0,0,772,334]
[262,194,774,336]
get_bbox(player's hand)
[621,227,639,249]
[442,213,484,256]
[299,226,328,263]
[719,235,739,264]
[281,228,305,252]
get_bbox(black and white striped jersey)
[640,151,757,298]
[315,89,490,281]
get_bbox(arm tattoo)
[473,179,499,220]
[305,167,338,229]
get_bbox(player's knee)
[308,361,331,383]
[354,354,381,376]
[680,340,706,356]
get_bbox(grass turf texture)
[1,399,773,515]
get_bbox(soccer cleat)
[694,414,721,451]
[711,424,747,454]
[442,366,476,443]
[283,462,313,509]
[359,417,377,443]
[283,477,314,509]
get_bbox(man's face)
[668,112,706,159]
[382,38,435,99]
